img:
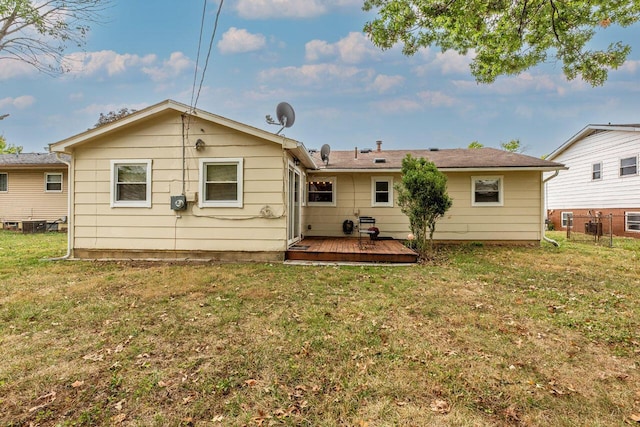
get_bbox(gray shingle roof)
[0,152,69,167]
[309,147,564,170]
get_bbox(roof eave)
[547,124,640,160]
[49,99,303,153]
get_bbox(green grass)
[0,230,639,426]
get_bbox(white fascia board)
[547,124,640,161]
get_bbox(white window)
[0,172,7,192]
[592,162,602,180]
[307,176,336,206]
[626,212,640,232]
[45,173,63,192]
[199,158,243,208]
[110,160,152,208]
[561,212,573,228]
[371,176,393,207]
[471,176,503,206]
[620,156,637,176]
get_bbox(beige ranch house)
[49,99,565,262]
[0,153,69,232]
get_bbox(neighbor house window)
[110,160,152,208]
[592,162,602,180]
[620,156,637,176]
[626,212,640,232]
[45,173,63,192]
[371,176,393,207]
[199,158,244,208]
[0,173,7,192]
[471,176,503,206]
[561,212,573,228]
[307,177,336,206]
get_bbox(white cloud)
[62,50,156,77]
[235,0,327,19]
[370,74,404,93]
[69,92,84,101]
[305,32,380,64]
[371,98,422,114]
[259,63,365,86]
[142,52,193,82]
[0,60,35,80]
[619,59,640,74]
[452,72,564,96]
[417,91,456,107]
[432,50,475,75]
[0,95,36,109]
[218,27,266,54]
[305,39,336,62]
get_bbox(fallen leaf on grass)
[71,380,84,388]
[244,379,258,387]
[629,413,640,422]
[28,390,57,412]
[430,399,450,414]
[111,413,126,424]
[114,399,125,411]
[82,352,104,362]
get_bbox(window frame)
[307,176,337,207]
[625,212,640,233]
[471,176,504,207]
[591,162,602,181]
[110,160,152,208]
[45,172,63,193]
[198,157,244,208]
[561,212,573,228]
[619,155,638,177]
[371,176,394,207]
[0,172,7,192]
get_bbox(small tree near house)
[396,155,452,258]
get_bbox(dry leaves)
[430,399,450,414]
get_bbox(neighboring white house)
[545,124,640,237]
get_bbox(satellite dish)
[320,144,330,165]
[276,102,295,129]
[265,102,296,135]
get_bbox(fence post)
[566,213,573,239]
[608,213,613,247]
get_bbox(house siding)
[546,130,640,209]
[70,111,289,256]
[0,168,68,223]
[305,170,543,242]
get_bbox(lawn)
[0,231,639,426]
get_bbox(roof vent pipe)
[355,147,358,159]
[376,140,382,152]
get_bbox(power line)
[189,0,208,111]
[191,0,224,113]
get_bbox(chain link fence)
[565,213,614,247]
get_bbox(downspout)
[542,170,560,247]
[46,152,73,260]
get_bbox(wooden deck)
[286,237,418,264]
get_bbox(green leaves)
[396,155,452,257]
[363,0,640,86]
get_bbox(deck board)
[286,237,418,263]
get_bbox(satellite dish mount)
[266,102,295,135]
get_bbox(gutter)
[541,170,560,247]
[45,152,73,260]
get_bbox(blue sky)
[1,0,640,158]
